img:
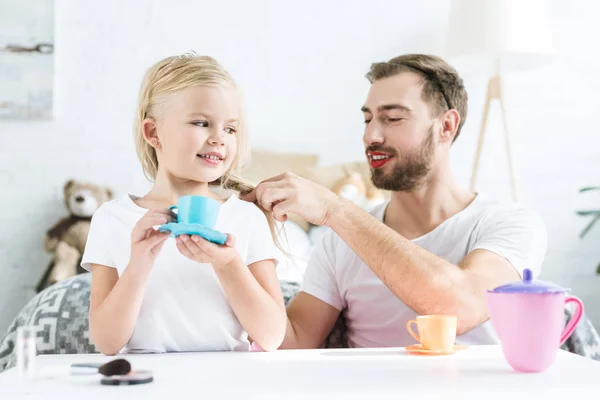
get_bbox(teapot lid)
[489,269,569,294]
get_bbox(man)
[244,54,547,349]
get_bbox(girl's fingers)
[177,243,194,259]
[150,233,170,255]
[133,213,170,242]
[178,235,201,258]
[224,234,236,248]
[144,231,170,249]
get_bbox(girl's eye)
[191,121,208,127]
[364,120,371,125]
[388,118,403,122]
[225,127,237,134]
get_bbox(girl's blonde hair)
[134,53,250,185]
[133,52,288,253]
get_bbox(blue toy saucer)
[158,222,228,245]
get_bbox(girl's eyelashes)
[190,121,236,134]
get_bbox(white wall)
[1,0,600,333]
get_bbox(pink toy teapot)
[486,269,584,373]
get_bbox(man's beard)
[369,126,435,192]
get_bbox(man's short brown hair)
[366,54,468,142]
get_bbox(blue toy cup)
[169,195,220,228]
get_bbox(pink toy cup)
[486,269,584,373]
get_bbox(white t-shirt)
[81,194,279,354]
[302,194,547,348]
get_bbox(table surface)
[1,345,599,399]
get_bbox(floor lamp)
[445,0,555,202]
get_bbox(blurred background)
[0,0,599,334]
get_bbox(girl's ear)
[142,118,161,149]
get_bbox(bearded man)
[244,54,547,348]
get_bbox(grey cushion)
[563,305,600,360]
[0,274,96,372]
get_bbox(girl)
[81,52,286,355]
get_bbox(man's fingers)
[260,187,290,212]
[242,173,297,203]
[255,172,294,185]
[252,182,290,211]
[242,188,257,203]
[272,200,292,223]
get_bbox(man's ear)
[439,109,460,144]
[142,118,160,149]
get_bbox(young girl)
[81,52,286,355]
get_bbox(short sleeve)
[81,203,116,271]
[301,230,344,311]
[471,207,547,279]
[245,207,280,267]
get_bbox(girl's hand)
[129,210,173,272]
[176,234,240,269]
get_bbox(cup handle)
[559,295,584,346]
[406,319,421,343]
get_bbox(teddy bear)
[36,180,113,292]
[332,171,386,211]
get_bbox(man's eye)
[191,121,208,127]
[388,118,403,122]
[364,120,371,125]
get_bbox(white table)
[0,346,599,399]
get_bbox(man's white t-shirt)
[302,194,547,348]
[81,194,279,354]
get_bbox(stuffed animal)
[332,171,386,211]
[332,172,367,203]
[37,180,113,292]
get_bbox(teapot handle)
[559,295,584,346]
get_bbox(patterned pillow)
[562,305,600,361]
[0,274,96,372]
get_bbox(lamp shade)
[445,0,555,74]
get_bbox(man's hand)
[242,172,343,226]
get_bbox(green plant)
[576,186,600,274]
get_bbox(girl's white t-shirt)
[81,194,279,354]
